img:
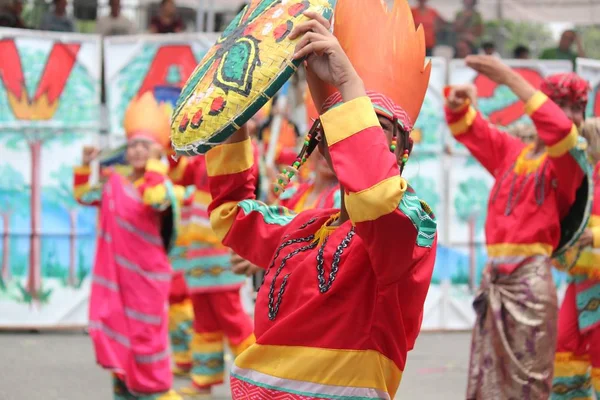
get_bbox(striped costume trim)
[115,254,171,282]
[231,367,390,399]
[92,275,119,291]
[116,217,163,247]
[238,200,296,225]
[399,190,437,248]
[134,349,170,365]
[124,307,163,326]
[89,321,131,347]
[322,90,412,131]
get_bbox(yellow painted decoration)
[171,0,334,154]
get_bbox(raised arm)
[523,90,587,215]
[206,131,296,269]
[135,159,185,210]
[445,89,523,176]
[73,165,103,207]
[322,96,437,284]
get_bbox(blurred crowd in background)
[0,0,598,63]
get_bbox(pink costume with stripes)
[74,160,180,397]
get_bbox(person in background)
[411,0,446,57]
[507,123,536,145]
[481,41,500,58]
[74,92,183,400]
[540,29,586,66]
[454,0,484,48]
[455,37,476,59]
[39,0,74,32]
[513,44,530,59]
[446,57,590,399]
[0,0,25,28]
[149,0,184,33]
[96,0,135,36]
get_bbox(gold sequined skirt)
[467,256,558,399]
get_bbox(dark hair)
[160,0,173,7]
[513,45,529,58]
[482,41,495,51]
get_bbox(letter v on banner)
[136,45,198,97]
[0,38,80,120]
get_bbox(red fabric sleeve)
[445,103,524,176]
[321,96,437,285]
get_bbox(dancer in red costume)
[205,1,436,398]
[167,149,258,396]
[445,59,592,399]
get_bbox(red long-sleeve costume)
[446,91,587,274]
[206,97,437,399]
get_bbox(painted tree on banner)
[0,162,27,283]
[0,39,97,300]
[46,163,82,287]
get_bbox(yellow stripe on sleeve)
[73,183,90,199]
[524,91,548,116]
[448,106,477,136]
[209,201,240,242]
[320,96,380,146]
[74,165,91,175]
[345,175,405,224]
[206,138,254,177]
[546,124,578,158]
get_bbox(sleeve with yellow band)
[73,165,102,206]
[444,88,522,177]
[592,227,600,249]
[206,138,296,270]
[320,96,436,284]
[522,91,587,216]
[524,91,579,158]
[137,159,183,210]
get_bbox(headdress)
[123,91,173,150]
[308,0,431,132]
[540,72,591,109]
[274,0,430,194]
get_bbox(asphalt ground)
[0,331,471,399]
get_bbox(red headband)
[540,72,590,108]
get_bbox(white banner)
[576,58,600,119]
[103,32,218,135]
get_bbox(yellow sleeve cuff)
[592,227,600,248]
[206,138,253,177]
[74,165,91,175]
[146,159,168,175]
[524,91,548,116]
[449,106,477,136]
[546,124,578,158]
[321,96,380,146]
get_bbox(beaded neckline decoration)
[264,213,356,321]
[491,146,549,216]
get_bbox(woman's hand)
[446,84,477,110]
[82,146,100,166]
[577,228,594,248]
[290,11,364,101]
[224,124,250,144]
[230,252,261,276]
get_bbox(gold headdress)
[123,92,172,150]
